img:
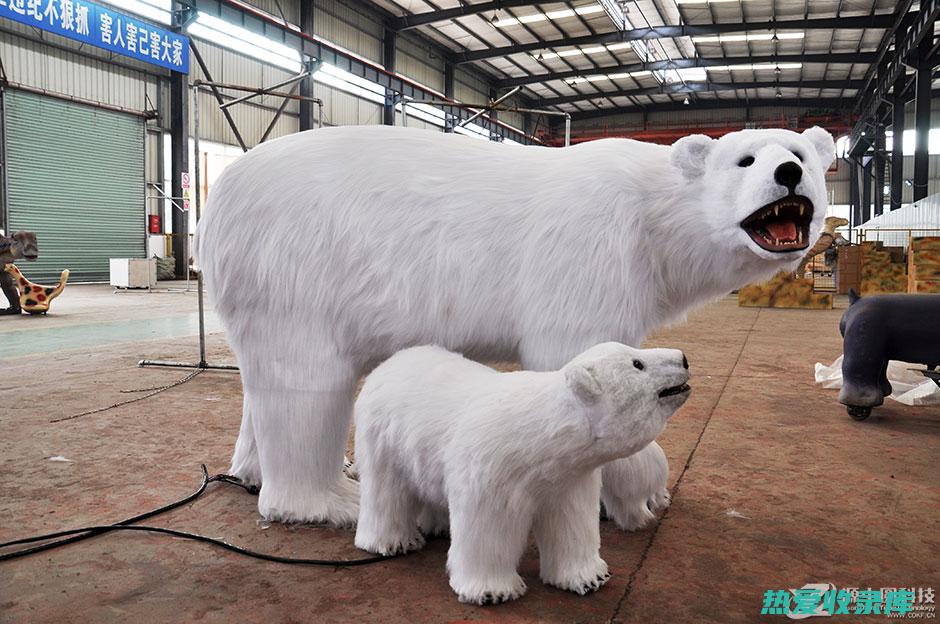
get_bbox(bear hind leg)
[246,362,360,527]
[228,395,262,489]
[417,503,449,538]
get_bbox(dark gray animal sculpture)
[0,231,39,316]
[839,289,940,419]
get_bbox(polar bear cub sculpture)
[354,342,691,604]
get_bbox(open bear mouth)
[659,383,691,398]
[740,195,814,253]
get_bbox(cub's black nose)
[774,161,803,193]
[682,354,689,369]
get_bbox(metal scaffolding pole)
[139,84,239,372]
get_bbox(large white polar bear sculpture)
[197,125,834,526]
[353,343,691,604]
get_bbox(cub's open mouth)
[740,195,814,253]
[659,383,691,398]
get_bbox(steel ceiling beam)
[494,51,877,88]
[849,0,940,155]
[537,79,865,107]
[184,0,540,144]
[392,0,540,30]
[566,97,856,121]
[450,14,896,64]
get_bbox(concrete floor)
[0,286,937,623]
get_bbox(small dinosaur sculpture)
[4,264,69,314]
[795,216,850,277]
[0,231,38,315]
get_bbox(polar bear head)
[670,127,834,274]
[563,342,690,459]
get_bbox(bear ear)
[671,134,715,180]
[565,364,602,405]
[802,126,836,169]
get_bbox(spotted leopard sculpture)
[4,264,69,315]
[0,231,38,316]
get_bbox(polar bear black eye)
[738,156,755,167]
[792,150,804,162]
[633,359,645,371]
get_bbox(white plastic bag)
[814,355,940,406]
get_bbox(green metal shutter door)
[5,90,145,282]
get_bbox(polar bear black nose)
[774,161,803,193]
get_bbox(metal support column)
[443,62,454,133]
[299,0,316,131]
[891,91,906,212]
[914,23,934,202]
[169,70,189,279]
[861,157,873,224]
[874,123,886,216]
[890,24,908,212]
[383,28,396,126]
[849,158,861,230]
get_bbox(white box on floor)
[110,258,156,289]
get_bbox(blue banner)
[1,0,189,73]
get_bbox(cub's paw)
[648,488,671,514]
[355,531,425,556]
[451,574,527,605]
[544,559,610,596]
[606,502,656,531]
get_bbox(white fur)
[600,440,669,530]
[196,125,833,526]
[353,342,689,604]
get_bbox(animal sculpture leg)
[446,489,531,605]
[229,396,262,488]
[533,469,610,595]
[0,271,21,315]
[233,335,360,526]
[354,467,425,556]
[600,441,670,531]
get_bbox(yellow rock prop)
[738,270,833,309]
[908,237,940,294]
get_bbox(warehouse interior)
[1,0,939,621]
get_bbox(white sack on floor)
[815,355,940,406]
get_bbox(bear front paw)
[355,531,426,556]
[543,559,610,595]
[451,574,527,605]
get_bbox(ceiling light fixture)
[491,4,604,28]
[692,32,804,44]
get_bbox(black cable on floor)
[0,465,396,567]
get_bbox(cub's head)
[670,127,834,270]
[563,342,690,458]
[11,231,39,261]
